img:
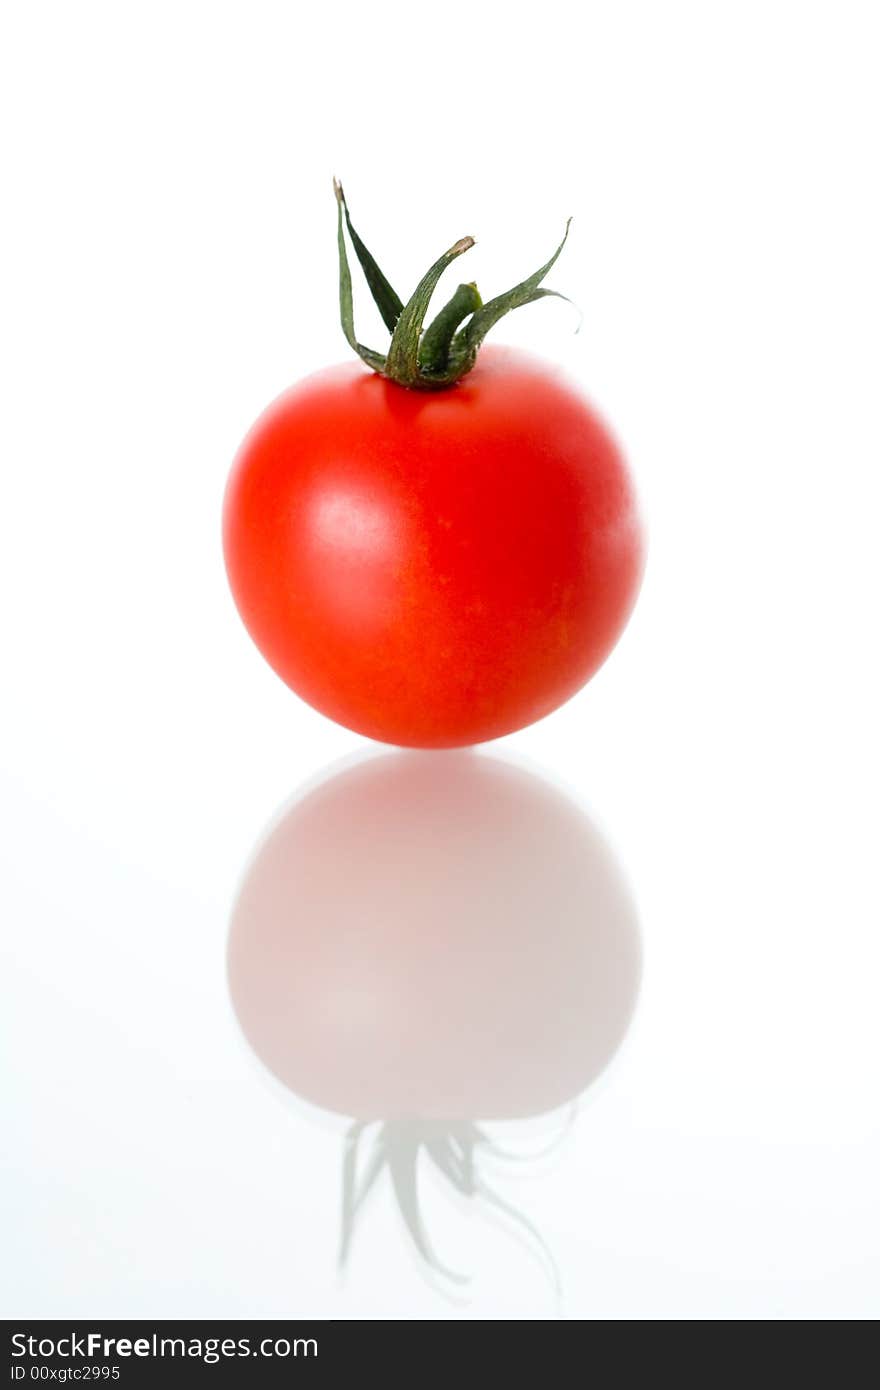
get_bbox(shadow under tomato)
[227,751,641,1289]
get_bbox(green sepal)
[334,180,386,373]
[456,219,573,358]
[334,179,404,334]
[384,235,475,387]
[419,281,482,376]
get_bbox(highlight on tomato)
[223,183,644,747]
[227,752,641,1283]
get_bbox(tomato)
[227,751,641,1122]
[223,344,643,746]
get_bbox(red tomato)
[223,345,643,747]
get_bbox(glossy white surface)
[2,1,879,1320]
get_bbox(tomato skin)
[223,345,643,747]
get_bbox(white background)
[2,0,879,1320]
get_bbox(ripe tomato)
[223,344,643,747]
